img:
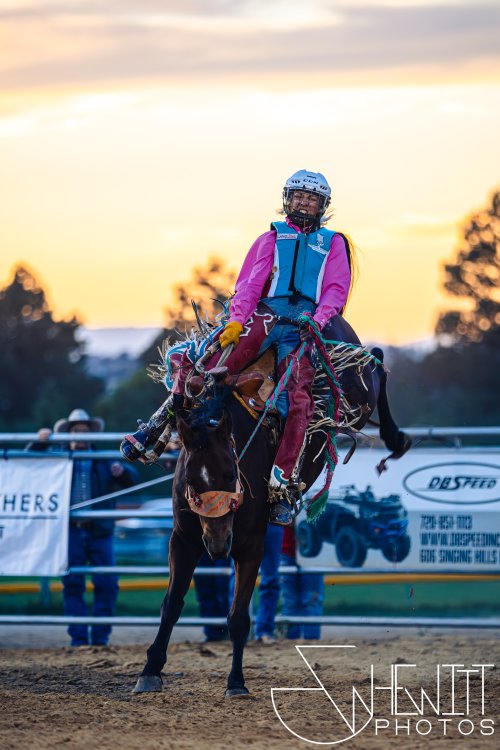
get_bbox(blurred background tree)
[436,189,499,344]
[97,256,235,430]
[0,265,104,430]
[386,186,500,429]
[163,255,236,329]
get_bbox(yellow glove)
[219,321,243,349]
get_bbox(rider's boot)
[120,394,184,463]
[268,465,295,526]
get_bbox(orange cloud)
[0,1,499,94]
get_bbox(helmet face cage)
[282,170,331,228]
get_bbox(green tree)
[163,255,236,330]
[140,255,235,368]
[97,256,236,428]
[0,265,104,430]
[436,189,500,343]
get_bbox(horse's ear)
[176,414,195,448]
[205,366,231,404]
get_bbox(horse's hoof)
[225,687,252,699]
[132,675,163,693]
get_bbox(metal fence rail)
[3,426,500,443]
[1,615,499,629]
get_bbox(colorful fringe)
[297,313,342,522]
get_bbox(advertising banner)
[0,457,73,576]
[297,448,500,571]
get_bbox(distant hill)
[77,327,161,358]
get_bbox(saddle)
[189,348,277,414]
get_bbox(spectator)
[255,524,284,644]
[193,552,232,642]
[29,408,138,647]
[281,525,324,639]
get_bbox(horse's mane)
[186,389,226,429]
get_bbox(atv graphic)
[297,485,410,567]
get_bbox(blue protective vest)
[266,222,336,303]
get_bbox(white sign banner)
[297,448,500,572]
[0,458,73,576]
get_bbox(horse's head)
[176,368,242,560]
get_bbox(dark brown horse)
[133,371,277,696]
[131,317,410,697]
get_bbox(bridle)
[186,436,244,518]
[185,341,235,401]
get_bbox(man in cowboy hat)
[29,408,138,647]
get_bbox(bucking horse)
[125,312,411,697]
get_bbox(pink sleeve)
[229,231,275,325]
[313,233,351,329]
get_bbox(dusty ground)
[1,636,498,750]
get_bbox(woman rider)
[121,170,354,525]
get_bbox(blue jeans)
[281,553,324,639]
[255,524,284,638]
[63,526,119,646]
[259,297,316,417]
[194,552,232,641]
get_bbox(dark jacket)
[25,441,138,537]
[81,458,138,537]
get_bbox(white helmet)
[283,169,331,228]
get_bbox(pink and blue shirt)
[229,218,351,330]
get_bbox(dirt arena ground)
[1,635,498,750]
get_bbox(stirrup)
[269,497,294,527]
[268,481,304,526]
[269,481,304,511]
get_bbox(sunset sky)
[1,0,499,345]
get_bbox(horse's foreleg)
[133,531,201,693]
[226,557,261,699]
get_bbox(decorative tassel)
[298,314,342,523]
[306,424,339,521]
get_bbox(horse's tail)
[371,347,412,471]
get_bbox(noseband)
[187,486,243,517]
[187,438,244,518]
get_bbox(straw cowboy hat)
[54,408,105,434]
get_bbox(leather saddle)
[189,349,277,413]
